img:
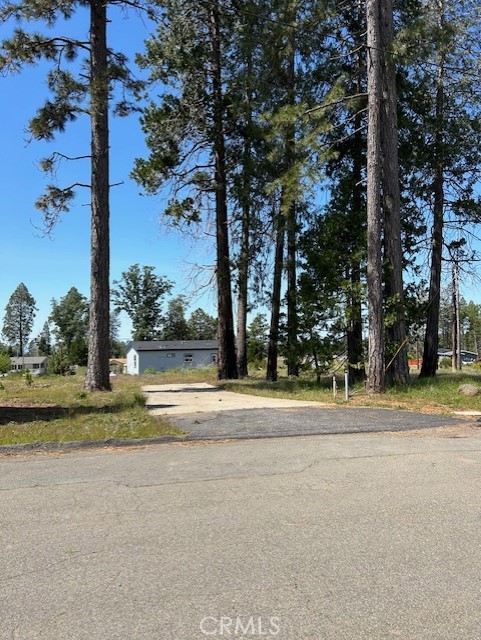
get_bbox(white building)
[126,340,219,375]
[10,356,48,375]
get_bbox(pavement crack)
[0,549,105,584]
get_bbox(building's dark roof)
[128,340,218,352]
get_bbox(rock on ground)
[458,384,481,397]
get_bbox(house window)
[211,354,217,363]
[133,355,137,368]
[167,353,176,358]
[184,354,193,363]
[33,363,40,369]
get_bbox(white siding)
[126,349,139,375]
[126,347,218,374]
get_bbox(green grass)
[0,371,185,447]
[223,368,481,415]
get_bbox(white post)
[332,375,337,398]
[344,370,349,401]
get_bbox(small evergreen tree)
[50,287,89,364]
[188,309,217,340]
[162,296,191,341]
[246,314,269,364]
[2,283,37,357]
[37,322,52,356]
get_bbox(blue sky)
[0,5,217,344]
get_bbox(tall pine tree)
[0,0,147,390]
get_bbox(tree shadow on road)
[0,404,126,425]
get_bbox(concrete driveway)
[143,383,466,440]
[143,382,327,415]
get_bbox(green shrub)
[131,391,146,406]
[0,352,11,375]
[23,369,34,386]
[48,347,73,375]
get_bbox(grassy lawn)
[0,369,196,447]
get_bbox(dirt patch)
[376,421,481,439]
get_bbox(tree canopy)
[50,287,89,365]
[111,264,173,341]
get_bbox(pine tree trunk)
[236,195,249,378]
[452,261,461,370]
[19,321,24,359]
[285,8,298,378]
[380,0,409,386]
[420,7,445,378]
[210,0,238,380]
[348,75,366,384]
[84,0,111,392]
[366,0,385,393]
[236,55,253,379]
[266,205,285,382]
[286,196,298,377]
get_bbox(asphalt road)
[2,429,481,639]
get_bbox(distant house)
[109,358,127,374]
[10,356,48,376]
[126,340,219,375]
[438,349,478,365]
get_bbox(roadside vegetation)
[222,367,481,416]
[0,369,184,447]
[2,365,481,447]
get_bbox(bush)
[0,353,11,375]
[48,347,73,375]
[143,367,159,374]
[131,391,146,406]
[23,369,34,386]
